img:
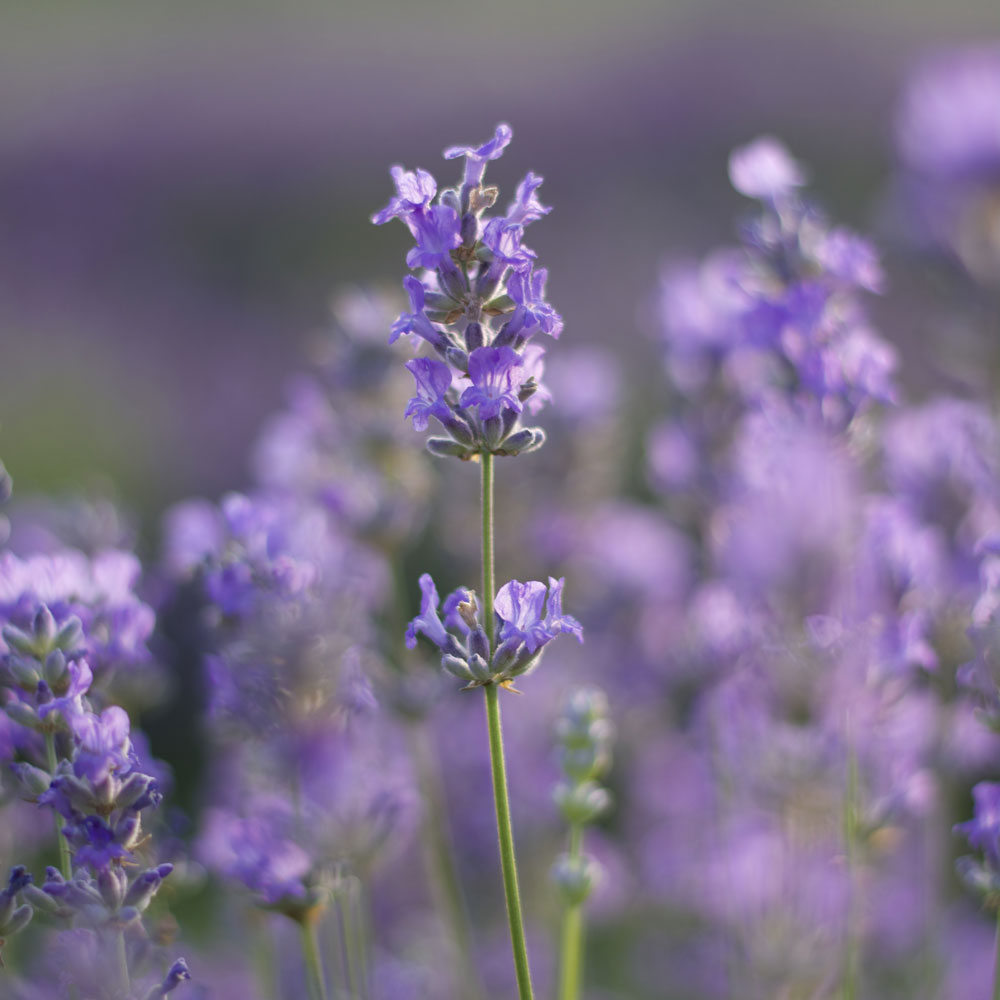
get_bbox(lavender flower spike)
[444,123,513,190]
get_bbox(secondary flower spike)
[405,574,582,688]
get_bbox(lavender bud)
[8,657,40,690]
[467,654,493,683]
[464,322,485,352]
[439,262,467,301]
[550,853,602,907]
[483,416,504,450]
[426,438,475,461]
[442,655,474,681]
[2,625,36,658]
[123,865,172,912]
[491,636,522,673]
[144,958,192,999]
[554,780,612,826]
[491,321,516,349]
[474,270,503,302]
[500,407,521,439]
[21,884,61,915]
[5,701,40,731]
[115,813,142,850]
[43,649,69,690]
[9,762,52,799]
[1,904,32,937]
[469,627,490,661]
[53,616,84,653]
[98,867,128,910]
[494,429,535,457]
[116,773,157,811]
[460,212,479,246]
[32,606,57,647]
[446,346,470,372]
[439,413,476,446]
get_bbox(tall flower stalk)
[373,124,583,998]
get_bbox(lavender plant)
[373,124,583,999]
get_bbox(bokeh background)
[1,0,996,523]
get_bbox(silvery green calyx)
[0,866,33,966]
[372,125,558,461]
[405,573,582,689]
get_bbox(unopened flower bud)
[467,654,493,683]
[33,606,58,648]
[464,322,484,352]
[554,780,612,826]
[442,655,474,681]
[469,627,490,661]
[426,438,476,461]
[43,650,70,690]
[9,762,52,799]
[5,701,40,731]
[550,853,602,907]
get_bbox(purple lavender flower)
[390,276,448,349]
[405,574,466,656]
[444,123,513,190]
[495,577,583,654]
[200,798,313,908]
[956,782,1000,867]
[728,136,806,201]
[371,166,438,226]
[460,347,527,420]
[507,267,563,340]
[371,166,461,272]
[893,46,1000,280]
[403,358,453,431]
[505,172,551,226]
[70,706,132,784]
[482,218,536,274]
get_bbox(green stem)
[842,729,859,1000]
[993,906,1000,1000]
[557,825,585,1000]
[44,730,72,879]
[336,888,363,999]
[481,452,495,644]
[481,452,534,1000]
[485,683,534,1000]
[115,929,130,999]
[251,912,278,1000]
[300,918,329,1000]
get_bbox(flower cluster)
[373,125,558,459]
[405,573,582,689]
[660,135,896,432]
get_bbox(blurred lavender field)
[3,1,1000,998]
